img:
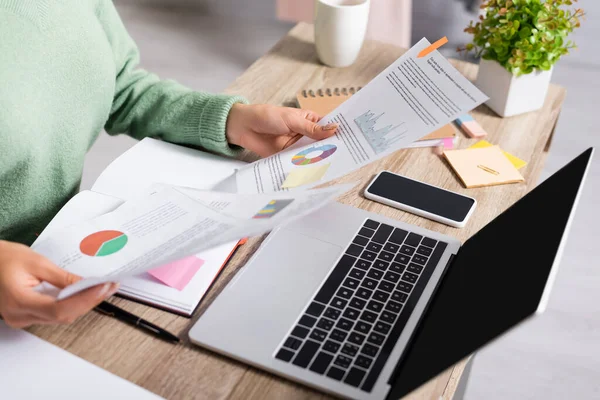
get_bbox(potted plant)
[461,0,584,117]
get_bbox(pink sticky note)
[442,137,454,149]
[148,256,204,291]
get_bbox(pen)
[95,301,180,343]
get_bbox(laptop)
[189,148,593,399]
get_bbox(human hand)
[0,240,119,328]
[225,104,338,157]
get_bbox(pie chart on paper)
[80,230,128,257]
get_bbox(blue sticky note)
[455,114,474,125]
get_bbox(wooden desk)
[30,23,566,400]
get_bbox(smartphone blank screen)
[367,172,475,222]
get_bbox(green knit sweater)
[0,0,247,245]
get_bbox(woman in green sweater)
[0,0,336,328]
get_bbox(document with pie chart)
[234,38,488,193]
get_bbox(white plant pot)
[475,58,553,118]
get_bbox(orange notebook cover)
[296,87,455,141]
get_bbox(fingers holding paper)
[0,240,118,328]
[226,104,338,157]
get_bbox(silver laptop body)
[189,202,460,400]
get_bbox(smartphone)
[364,171,477,228]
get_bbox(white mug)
[314,0,370,68]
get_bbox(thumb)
[288,117,338,141]
[32,258,81,289]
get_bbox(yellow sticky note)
[281,163,331,189]
[469,140,527,169]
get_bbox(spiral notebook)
[296,87,457,147]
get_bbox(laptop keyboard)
[275,219,447,392]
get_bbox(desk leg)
[452,355,475,400]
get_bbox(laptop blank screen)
[388,148,592,399]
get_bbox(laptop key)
[342,343,359,357]
[397,281,414,293]
[344,367,366,387]
[355,355,373,369]
[310,329,327,342]
[355,260,371,270]
[349,297,367,309]
[349,268,366,280]
[291,325,309,339]
[402,272,419,284]
[331,297,348,310]
[389,262,406,274]
[366,300,384,313]
[407,263,423,274]
[358,227,375,238]
[372,224,394,244]
[416,246,432,256]
[306,302,325,318]
[317,318,334,331]
[366,242,383,253]
[324,307,341,320]
[346,244,364,257]
[334,355,353,369]
[353,235,369,246]
[379,251,394,262]
[373,260,389,271]
[394,254,411,265]
[373,290,390,303]
[348,332,366,345]
[299,315,317,328]
[361,343,379,358]
[367,332,385,346]
[364,219,380,230]
[284,337,302,350]
[355,288,373,300]
[405,233,422,247]
[422,237,437,248]
[292,340,320,368]
[389,228,408,245]
[276,348,295,362]
[384,271,401,283]
[343,308,360,321]
[360,310,377,323]
[361,250,377,261]
[336,318,354,332]
[374,321,391,335]
[314,254,356,304]
[379,311,396,324]
[399,245,415,256]
[330,329,347,343]
[361,278,378,290]
[383,242,400,253]
[309,352,334,375]
[367,269,384,280]
[343,277,360,290]
[354,321,372,335]
[323,340,341,354]
[391,290,408,303]
[378,280,394,293]
[412,254,428,265]
[385,301,402,314]
[336,287,353,300]
[327,366,346,381]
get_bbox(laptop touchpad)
[194,228,342,359]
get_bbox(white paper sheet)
[234,38,488,193]
[35,190,238,315]
[92,138,246,199]
[32,183,354,299]
[0,321,162,400]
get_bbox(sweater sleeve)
[96,0,247,156]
